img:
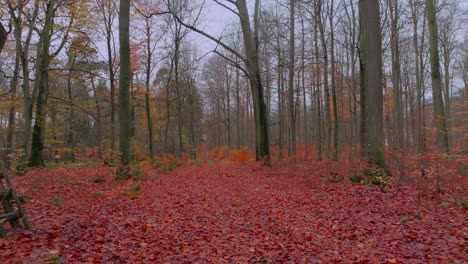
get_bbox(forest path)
[0,162,466,263]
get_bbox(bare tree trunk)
[426,0,449,153]
[389,0,403,150]
[91,77,102,158]
[299,9,307,158]
[237,0,270,164]
[225,64,232,148]
[8,2,39,162]
[29,0,57,167]
[101,3,117,162]
[314,18,323,161]
[145,19,154,160]
[359,0,386,168]
[288,0,296,158]
[6,27,20,167]
[174,25,184,154]
[317,0,331,159]
[329,0,339,161]
[67,57,76,162]
[236,67,241,149]
[118,0,132,165]
[164,59,174,152]
[275,21,284,159]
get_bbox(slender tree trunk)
[389,0,403,150]
[6,33,20,167]
[8,2,39,161]
[442,45,452,151]
[164,59,174,152]
[91,77,102,158]
[118,0,132,165]
[317,0,331,159]
[426,0,449,153]
[275,23,284,159]
[410,0,421,152]
[67,57,76,162]
[236,67,241,149]
[329,0,339,161]
[173,21,184,155]
[288,0,296,158]
[145,20,154,160]
[105,19,117,162]
[225,64,232,148]
[314,18,323,161]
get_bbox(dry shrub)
[229,146,250,164]
[134,151,147,162]
[153,154,192,172]
[210,146,226,161]
[139,159,153,172]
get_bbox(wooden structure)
[0,161,30,238]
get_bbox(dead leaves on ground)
[0,161,466,263]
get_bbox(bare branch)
[212,0,240,17]
[131,2,171,18]
[170,10,246,63]
[214,49,248,76]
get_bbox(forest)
[0,0,467,263]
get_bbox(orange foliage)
[209,146,226,161]
[229,146,251,164]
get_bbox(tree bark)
[288,0,296,158]
[119,0,132,165]
[145,19,154,160]
[389,0,403,150]
[329,0,339,161]
[359,0,386,168]
[6,22,20,167]
[426,0,449,153]
[236,0,270,164]
[29,0,57,167]
[317,0,331,159]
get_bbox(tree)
[2,17,19,166]
[359,0,386,168]
[409,0,426,153]
[172,0,270,164]
[388,0,403,150]
[7,1,40,162]
[329,0,339,161]
[426,0,449,153]
[288,0,296,158]
[133,0,167,160]
[316,0,332,159]
[119,0,132,165]
[93,0,118,161]
[29,0,60,166]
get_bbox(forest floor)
[0,156,467,263]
